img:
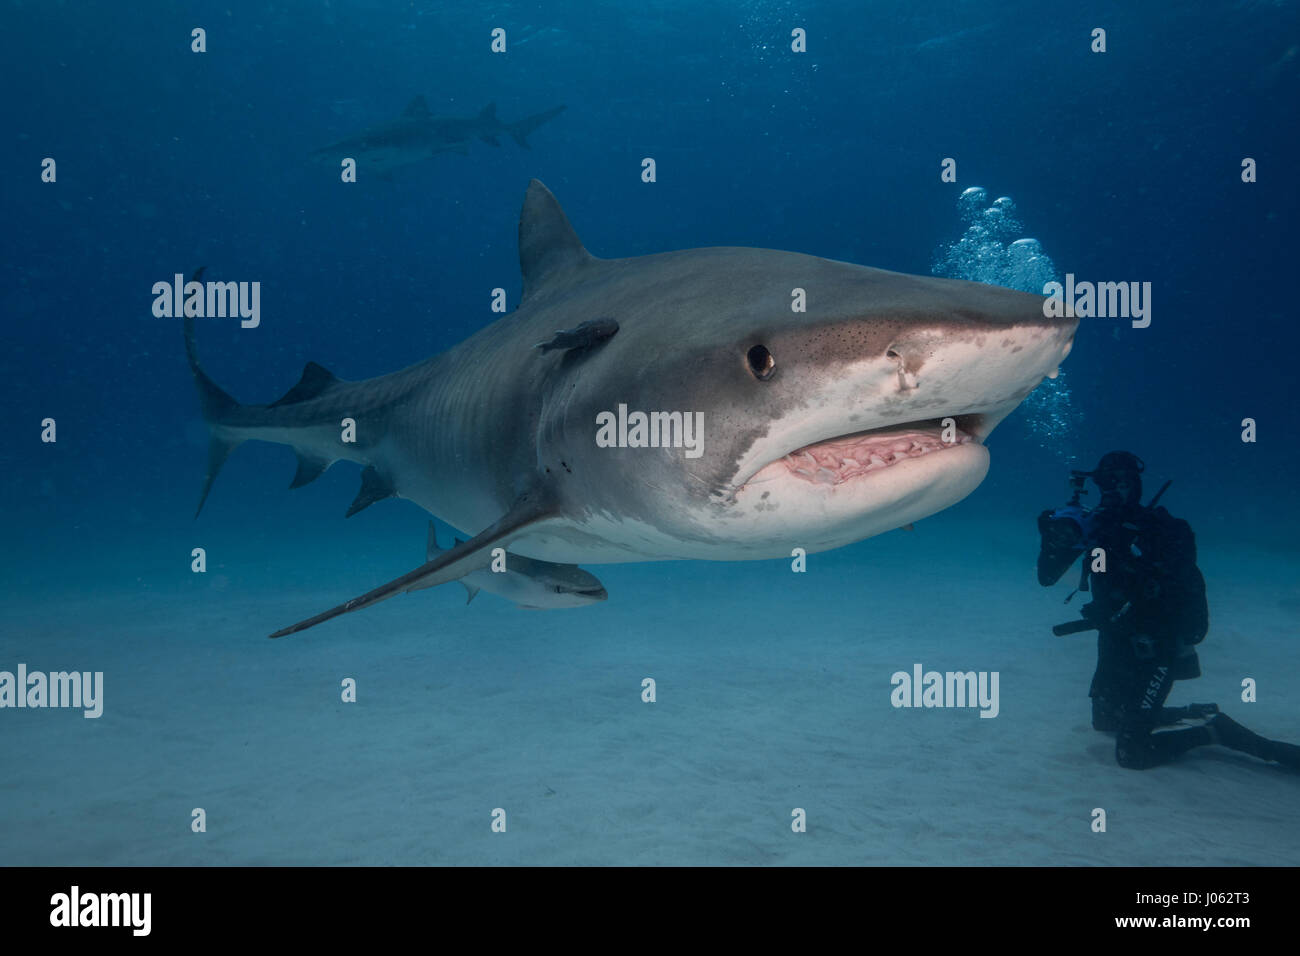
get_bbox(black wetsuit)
[1038,501,1214,769]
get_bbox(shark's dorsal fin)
[403,95,431,118]
[346,465,396,517]
[519,180,593,303]
[270,361,342,408]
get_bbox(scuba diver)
[1037,451,1300,771]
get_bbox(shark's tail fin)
[508,104,566,149]
[183,268,245,518]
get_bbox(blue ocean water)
[2,1,1298,866]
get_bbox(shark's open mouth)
[745,415,985,489]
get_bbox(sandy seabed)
[2,514,1296,866]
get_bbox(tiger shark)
[310,97,566,175]
[184,181,1077,637]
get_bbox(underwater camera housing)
[1049,470,1097,544]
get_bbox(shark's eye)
[747,344,776,380]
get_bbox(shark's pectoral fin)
[346,465,397,517]
[269,491,556,638]
[290,452,333,489]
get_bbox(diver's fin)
[346,465,396,518]
[269,490,556,638]
[290,452,332,489]
[270,362,342,408]
[404,95,430,118]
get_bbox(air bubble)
[931,187,1078,460]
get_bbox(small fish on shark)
[311,96,566,175]
[422,523,607,609]
[183,181,1077,638]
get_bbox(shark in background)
[310,97,566,175]
[183,181,1077,637]
[421,523,607,609]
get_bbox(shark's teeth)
[761,425,976,487]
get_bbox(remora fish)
[422,523,607,609]
[183,181,1077,637]
[310,97,566,174]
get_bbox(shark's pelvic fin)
[462,582,481,604]
[269,491,557,638]
[290,453,333,489]
[404,95,431,118]
[270,361,342,408]
[518,178,593,303]
[346,465,397,518]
